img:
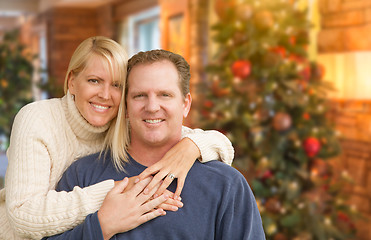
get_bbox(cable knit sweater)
[0,92,234,240]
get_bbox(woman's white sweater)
[0,92,234,239]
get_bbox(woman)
[0,36,234,239]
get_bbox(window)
[119,6,161,57]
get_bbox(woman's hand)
[136,137,201,200]
[117,178,183,212]
[98,177,168,240]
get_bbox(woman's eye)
[88,79,99,84]
[112,82,122,88]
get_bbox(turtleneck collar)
[61,91,111,142]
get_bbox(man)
[47,50,265,239]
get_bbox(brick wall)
[319,1,371,239]
[319,0,371,53]
[44,8,99,92]
[328,101,371,239]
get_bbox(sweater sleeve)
[4,104,114,239]
[43,212,103,240]
[44,168,106,240]
[181,126,234,166]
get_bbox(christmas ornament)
[231,60,251,79]
[289,35,296,45]
[274,233,288,240]
[303,137,321,157]
[272,112,292,131]
[265,197,281,213]
[204,100,213,108]
[302,112,310,120]
[215,0,236,19]
[299,65,311,81]
[337,211,356,233]
[212,78,231,97]
[236,3,253,21]
[269,46,286,58]
[310,159,328,178]
[254,10,274,29]
[0,79,8,88]
[261,170,273,180]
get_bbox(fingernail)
[178,196,182,201]
[143,188,149,194]
[163,194,169,199]
[172,206,178,211]
[178,202,184,208]
[153,193,158,198]
[135,178,140,183]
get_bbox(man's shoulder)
[69,152,107,173]
[192,160,245,184]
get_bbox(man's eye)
[134,94,145,98]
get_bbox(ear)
[183,93,192,118]
[67,72,76,95]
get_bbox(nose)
[98,85,111,100]
[145,95,160,112]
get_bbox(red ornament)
[269,46,286,59]
[204,100,213,108]
[261,170,273,180]
[303,137,321,157]
[302,112,310,120]
[289,36,296,45]
[300,65,311,81]
[231,60,251,79]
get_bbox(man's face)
[126,60,191,148]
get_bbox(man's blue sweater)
[47,152,265,239]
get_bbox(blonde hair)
[64,36,130,170]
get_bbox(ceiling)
[0,0,116,32]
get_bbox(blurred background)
[0,0,370,239]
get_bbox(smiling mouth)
[91,103,110,110]
[144,119,164,124]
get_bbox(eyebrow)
[86,75,103,80]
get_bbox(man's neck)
[128,140,179,167]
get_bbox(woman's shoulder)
[16,97,64,120]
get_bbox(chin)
[89,119,110,127]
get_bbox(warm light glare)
[318,51,371,100]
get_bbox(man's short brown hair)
[127,49,190,98]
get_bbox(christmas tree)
[200,0,359,239]
[0,30,34,143]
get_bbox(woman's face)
[68,55,122,127]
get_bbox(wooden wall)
[319,1,371,239]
